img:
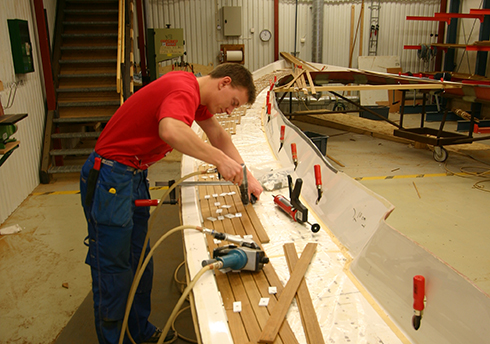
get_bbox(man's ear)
[219,76,232,89]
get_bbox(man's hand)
[247,172,263,201]
[216,158,244,185]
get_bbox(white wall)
[0,0,56,224]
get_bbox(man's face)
[210,77,249,115]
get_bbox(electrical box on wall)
[8,19,34,74]
[223,6,242,36]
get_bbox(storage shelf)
[434,12,484,23]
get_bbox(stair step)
[54,116,113,123]
[61,46,117,50]
[63,21,118,26]
[59,64,116,76]
[62,36,117,47]
[58,105,118,118]
[57,86,117,93]
[65,2,118,14]
[66,0,118,3]
[48,165,83,174]
[58,73,117,78]
[50,148,94,156]
[64,9,118,14]
[63,16,118,23]
[62,33,117,38]
[61,49,117,60]
[57,91,119,103]
[51,131,102,139]
[58,100,120,107]
[58,77,116,89]
[59,59,117,64]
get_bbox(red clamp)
[135,199,160,207]
[291,143,298,170]
[412,275,425,330]
[314,164,323,204]
[278,125,285,152]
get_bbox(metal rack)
[368,0,380,56]
[393,91,490,162]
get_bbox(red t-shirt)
[95,71,213,169]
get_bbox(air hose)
[119,168,219,344]
[119,225,206,344]
[157,262,222,344]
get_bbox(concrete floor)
[1,116,490,343]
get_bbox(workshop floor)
[1,115,489,344]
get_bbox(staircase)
[41,0,132,183]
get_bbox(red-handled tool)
[291,143,298,170]
[412,275,425,330]
[279,125,285,152]
[135,199,160,207]
[272,176,320,233]
[314,164,323,204]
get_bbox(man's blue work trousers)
[80,151,156,344]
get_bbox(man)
[80,63,263,344]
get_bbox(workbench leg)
[436,98,451,143]
[399,90,406,128]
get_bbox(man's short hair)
[209,63,256,105]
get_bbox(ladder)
[368,0,380,56]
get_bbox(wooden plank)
[229,273,263,342]
[198,176,300,344]
[280,52,319,72]
[261,263,286,296]
[359,0,364,57]
[258,243,318,343]
[299,74,308,95]
[0,141,20,155]
[199,183,256,343]
[349,5,355,68]
[284,69,305,89]
[305,71,316,95]
[240,273,284,344]
[244,203,270,244]
[284,243,325,344]
[196,116,302,344]
[227,187,266,244]
[275,83,460,93]
[253,271,299,344]
[216,272,250,344]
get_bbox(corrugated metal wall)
[139,0,446,74]
[141,0,276,72]
[0,0,54,224]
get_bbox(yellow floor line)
[354,172,450,181]
[31,186,169,196]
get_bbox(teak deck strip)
[198,179,299,344]
[245,203,270,244]
[258,243,318,344]
[284,244,325,344]
[192,83,312,343]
